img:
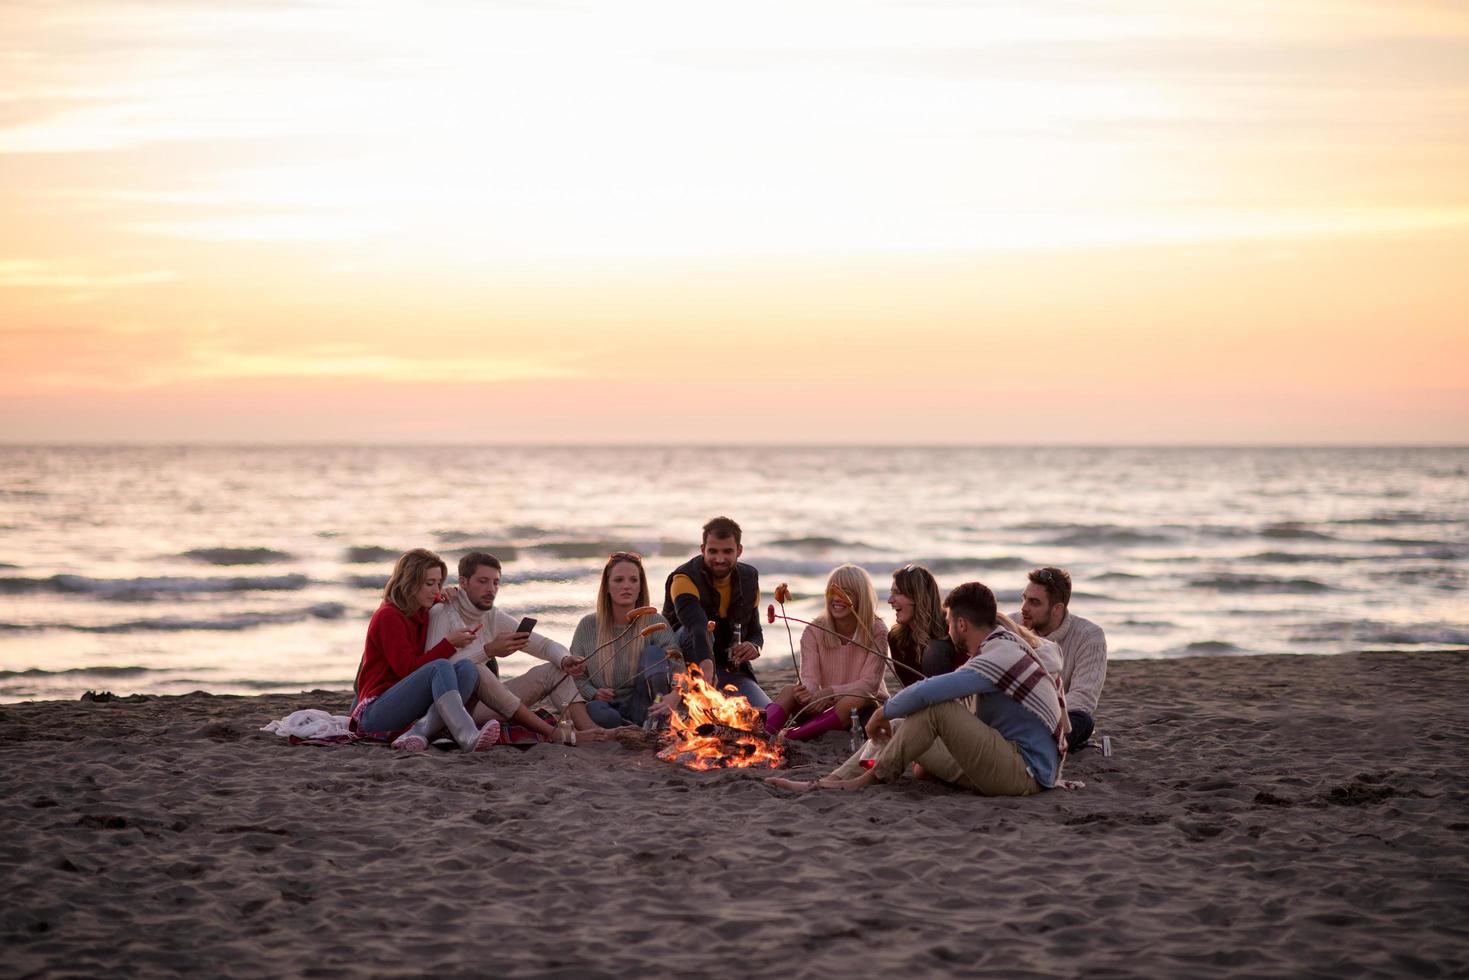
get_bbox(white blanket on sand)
[261,709,353,740]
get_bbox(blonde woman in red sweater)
[764,564,889,740]
[350,548,500,752]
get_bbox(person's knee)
[740,678,771,708]
[451,659,478,697]
[586,701,623,728]
[640,643,671,678]
[914,700,965,733]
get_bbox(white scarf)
[451,590,491,629]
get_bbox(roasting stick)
[773,583,800,675]
[582,605,661,679]
[766,586,925,731]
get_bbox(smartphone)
[515,617,537,635]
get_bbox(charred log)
[694,722,772,743]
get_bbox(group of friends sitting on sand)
[351,516,1108,796]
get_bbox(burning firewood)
[656,664,784,771]
[693,721,773,743]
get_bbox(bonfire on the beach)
[657,664,784,771]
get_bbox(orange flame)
[657,664,784,771]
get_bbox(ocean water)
[0,445,1465,703]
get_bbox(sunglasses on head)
[609,551,643,563]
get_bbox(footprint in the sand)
[1180,820,1227,840]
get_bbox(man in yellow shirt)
[657,515,769,708]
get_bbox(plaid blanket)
[959,627,1071,767]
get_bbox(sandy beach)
[3,650,1468,978]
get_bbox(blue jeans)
[1066,709,1095,752]
[671,627,771,709]
[585,645,669,728]
[358,658,478,733]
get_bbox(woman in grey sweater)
[569,552,678,729]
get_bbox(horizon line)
[1,441,1466,451]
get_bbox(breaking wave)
[0,574,311,597]
[3,603,348,633]
[181,547,293,565]
[1189,573,1336,594]
[343,546,402,564]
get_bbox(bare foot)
[816,771,879,792]
[764,776,815,793]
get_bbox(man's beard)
[468,593,494,611]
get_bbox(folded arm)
[826,631,889,698]
[379,610,453,678]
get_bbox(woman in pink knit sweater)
[764,564,890,740]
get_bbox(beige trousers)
[872,700,1040,796]
[832,717,963,780]
[472,661,583,721]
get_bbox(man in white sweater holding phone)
[427,551,591,741]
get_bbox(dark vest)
[662,555,759,669]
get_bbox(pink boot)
[786,708,844,741]
[764,702,788,733]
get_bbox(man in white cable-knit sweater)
[1018,566,1108,752]
[427,551,591,741]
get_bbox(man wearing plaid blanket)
[820,581,1065,795]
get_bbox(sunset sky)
[2,0,1466,444]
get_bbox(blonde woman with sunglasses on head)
[764,564,889,740]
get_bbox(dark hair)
[458,551,503,581]
[944,582,997,631]
[1027,566,1071,607]
[888,564,944,672]
[701,516,742,547]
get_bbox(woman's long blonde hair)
[383,548,447,616]
[811,564,882,650]
[594,553,652,651]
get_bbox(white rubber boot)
[391,702,443,752]
[435,691,500,752]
